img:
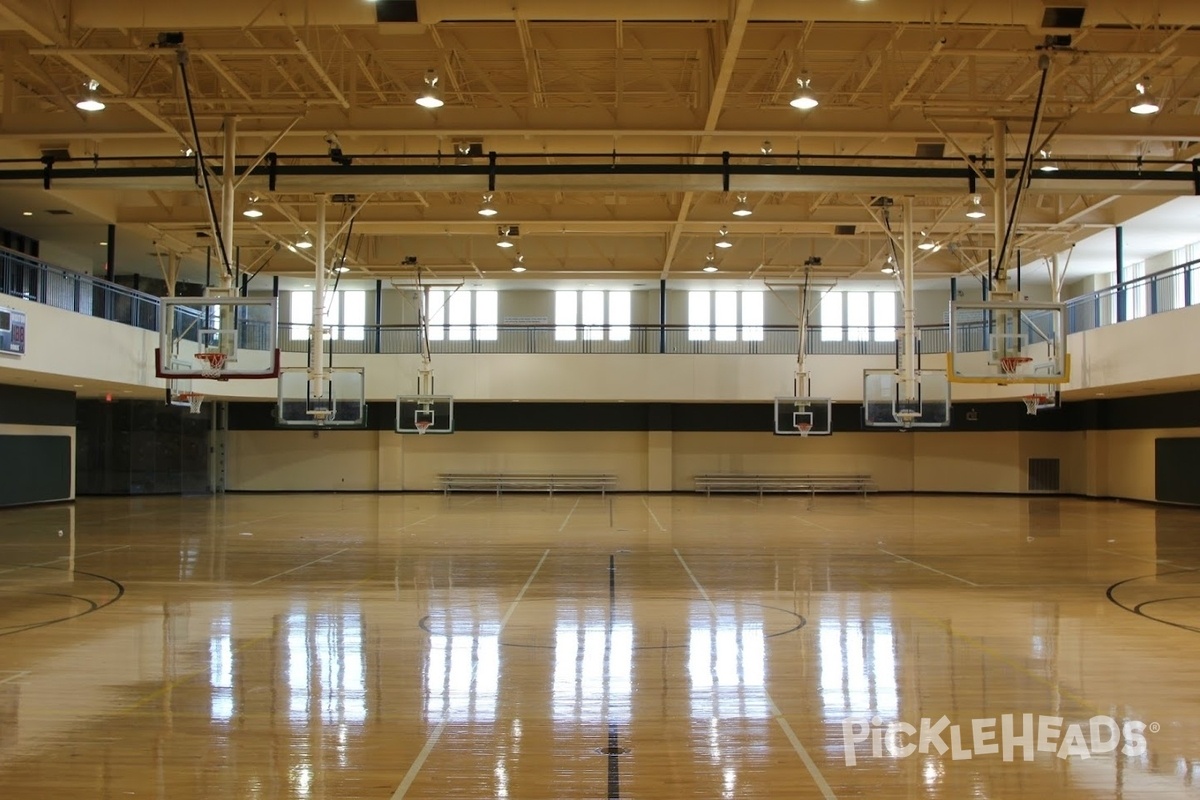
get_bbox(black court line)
[607,722,621,799]
[607,554,620,800]
[1106,568,1200,636]
[0,564,124,638]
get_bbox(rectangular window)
[475,290,498,341]
[555,290,577,341]
[688,291,711,341]
[846,291,870,341]
[581,290,605,340]
[741,291,764,342]
[608,291,631,341]
[872,292,896,342]
[713,291,738,341]
[448,291,471,340]
[426,289,446,341]
[821,291,843,341]
[290,290,311,340]
[323,290,340,338]
[342,290,366,341]
[1125,262,1147,321]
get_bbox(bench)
[440,473,617,497]
[694,473,876,499]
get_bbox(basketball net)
[1023,394,1048,416]
[177,393,204,414]
[795,422,812,437]
[997,355,1032,375]
[195,351,227,379]
[415,420,432,435]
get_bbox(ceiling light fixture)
[21,211,32,216]
[75,79,105,112]
[478,193,498,217]
[880,255,896,275]
[511,254,526,272]
[715,227,733,248]
[1038,149,1059,172]
[1130,78,1160,115]
[789,74,819,110]
[242,198,263,218]
[416,69,445,109]
[496,226,515,248]
[702,253,719,273]
[295,232,313,250]
[965,195,987,219]
[732,194,753,217]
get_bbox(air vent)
[1027,458,1061,492]
[834,225,856,236]
[45,209,72,215]
[915,142,945,159]
[375,0,418,23]
[1041,6,1085,29]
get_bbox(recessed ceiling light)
[99,241,107,246]
[22,211,32,216]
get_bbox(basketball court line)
[640,497,666,532]
[790,515,834,532]
[674,548,838,800]
[559,497,582,532]
[0,545,132,576]
[877,548,980,587]
[249,548,348,586]
[391,548,550,799]
[0,671,30,686]
[398,514,439,532]
[1096,549,1179,566]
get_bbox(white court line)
[0,671,30,686]
[391,548,550,799]
[558,497,582,532]
[398,514,439,532]
[675,549,838,800]
[1095,549,1177,566]
[791,515,833,532]
[250,548,348,586]
[57,544,131,560]
[878,548,980,587]
[641,496,666,532]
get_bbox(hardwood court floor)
[2,493,1200,799]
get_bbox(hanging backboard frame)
[276,367,367,428]
[863,369,952,429]
[773,397,833,436]
[947,300,1070,385]
[155,296,281,380]
[395,395,454,434]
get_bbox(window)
[555,290,631,341]
[821,290,896,342]
[426,289,498,341]
[688,291,763,341]
[289,289,366,340]
[1124,261,1147,320]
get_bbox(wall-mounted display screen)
[0,306,25,355]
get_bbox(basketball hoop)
[1022,394,1049,415]
[415,420,432,435]
[997,355,1033,375]
[195,351,228,379]
[795,422,812,437]
[176,392,204,414]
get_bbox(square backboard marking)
[277,367,366,428]
[156,296,280,380]
[773,397,833,436]
[396,395,454,434]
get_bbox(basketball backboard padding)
[863,369,951,428]
[773,397,833,436]
[396,395,454,434]
[156,296,280,380]
[277,367,366,428]
[948,300,1068,385]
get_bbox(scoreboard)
[0,306,26,356]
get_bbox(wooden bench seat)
[694,473,875,498]
[440,473,617,497]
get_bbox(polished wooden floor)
[2,493,1200,798]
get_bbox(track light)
[789,74,819,110]
[1038,149,1059,172]
[76,79,105,112]
[759,140,774,165]
[965,195,986,219]
[1130,79,1160,115]
[511,254,526,272]
[731,194,753,217]
[477,194,498,217]
[702,253,719,273]
[242,198,263,218]
[715,227,733,249]
[416,70,444,109]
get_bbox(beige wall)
[226,427,1091,496]
[1086,427,1200,502]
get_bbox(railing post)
[658,278,666,354]
[374,279,383,354]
